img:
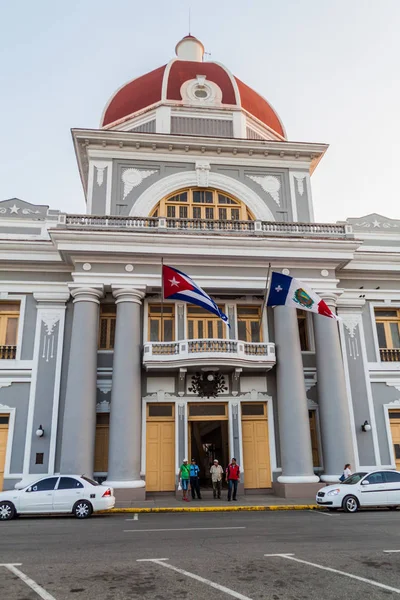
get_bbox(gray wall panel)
[371,382,400,466]
[362,303,378,362]
[91,165,108,215]
[20,294,36,360]
[171,117,233,137]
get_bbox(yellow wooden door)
[390,418,400,470]
[309,411,320,468]
[94,414,109,473]
[146,421,175,492]
[242,419,271,489]
[0,416,9,491]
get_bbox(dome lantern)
[175,35,204,62]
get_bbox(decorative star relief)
[9,204,20,214]
[246,175,281,206]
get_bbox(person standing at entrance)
[226,457,240,501]
[210,459,223,499]
[190,458,202,500]
[179,459,190,502]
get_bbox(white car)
[0,475,115,520]
[316,470,400,513]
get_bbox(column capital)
[69,286,104,304]
[314,290,343,310]
[336,297,366,312]
[33,292,70,307]
[112,286,145,305]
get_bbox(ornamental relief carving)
[41,313,60,362]
[294,175,306,196]
[246,175,281,206]
[122,168,158,199]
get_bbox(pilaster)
[22,292,70,480]
[337,296,380,469]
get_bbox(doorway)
[188,403,229,487]
[389,410,400,470]
[0,414,9,491]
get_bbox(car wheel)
[73,500,92,519]
[0,501,15,521]
[388,506,398,510]
[342,495,359,513]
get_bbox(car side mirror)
[361,480,369,486]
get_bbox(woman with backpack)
[339,463,352,482]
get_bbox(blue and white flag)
[163,264,230,327]
[266,271,338,320]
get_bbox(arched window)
[150,188,255,221]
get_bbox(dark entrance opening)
[189,420,229,487]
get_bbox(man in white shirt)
[210,459,224,499]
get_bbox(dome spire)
[175,35,204,62]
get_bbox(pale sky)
[0,0,399,223]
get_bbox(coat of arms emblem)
[293,288,314,309]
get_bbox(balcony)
[380,348,400,362]
[143,338,276,370]
[59,214,353,239]
[0,345,16,360]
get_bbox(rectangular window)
[193,206,201,219]
[35,453,44,465]
[205,207,214,220]
[187,306,226,340]
[189,403,226,417]
[297,310,309,351]
[231,208,240,220]
[237,306,262,343]
[218,208,227,220]
[148,305,175,342]
[375,308,400,349]
[179,205,188,219]
[241,403,265,416]
[98,305,116,350]
[167,205,176,218]
[0,302,20,345]
[148,404,174,418]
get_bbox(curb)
[103,504,323,514]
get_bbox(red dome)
[101,41,285,138]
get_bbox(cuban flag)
[163,265,230,327]
[266,272,338,320]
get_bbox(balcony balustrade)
[380,348,400,362]
[60,214,352,238]
[0,345,16,360]
[143,338,276,370]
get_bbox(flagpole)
[161,257,164,342]
[258,262,272,336]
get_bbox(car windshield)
[342,472,368,485]
[81,476,99,486]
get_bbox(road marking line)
[264,554,294,557]
[265,554,400,594]
[384,550,400,553]
[137,558,253,600]
[1,564,57,600]
[308,509,335,517]
[125,513,139,521]
[125,526,246,533]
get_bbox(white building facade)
[1,36,400,500]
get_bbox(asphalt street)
[1,509,400,599]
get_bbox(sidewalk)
[110,492,322,513]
